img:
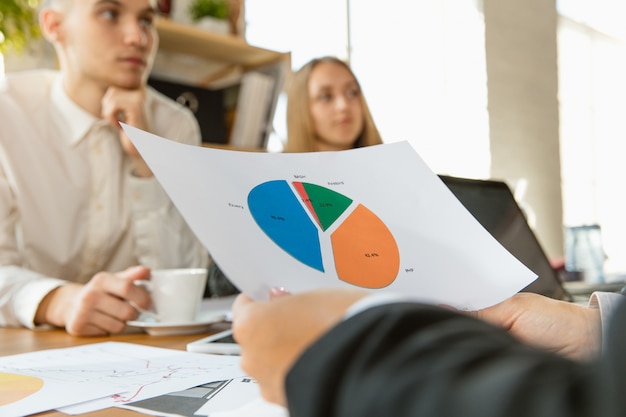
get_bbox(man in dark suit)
[232,288,625,416]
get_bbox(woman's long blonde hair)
[284,56,383,153]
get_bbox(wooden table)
[0,323,232,417]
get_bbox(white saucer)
[127,311,227,336]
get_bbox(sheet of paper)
[58,343,243,415]
[0,342,242,417]
[123,124,536,310]
[210,397,288,417]
[119,377,287,417]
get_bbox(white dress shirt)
[0,70,209,328]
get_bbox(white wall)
[483,0,564,259]
[2,38,56,73]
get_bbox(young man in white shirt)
[0,0,208,335]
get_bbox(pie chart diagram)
[248,180,400,288]
[0,372,44,405]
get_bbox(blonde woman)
[205,57,385,295]
[284,56,383,152]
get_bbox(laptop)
[439,175,570,301]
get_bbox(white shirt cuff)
[15,279,67,329]
[588,291,624,350]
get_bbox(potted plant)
[0,0,42,54]
[187,0,230,34]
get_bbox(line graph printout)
[0,342,242,417]
[118,377,286,417]
[123,124,537,310]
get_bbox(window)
[349,0,488,178]
[558,0,626,275]
[245,0,489,177]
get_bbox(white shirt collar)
[50,76,100,146]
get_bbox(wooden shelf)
[153,18,290,151]
[156,18,288,70]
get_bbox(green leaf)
[188,0,229,22]
[0,0,42,54]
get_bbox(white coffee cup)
[138,268,208,323]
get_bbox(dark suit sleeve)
[286,301,626,417]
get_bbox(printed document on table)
[123,124,536,310]
[119,377,288,417]
[0,342,243,417]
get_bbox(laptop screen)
[439,175,569,300]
